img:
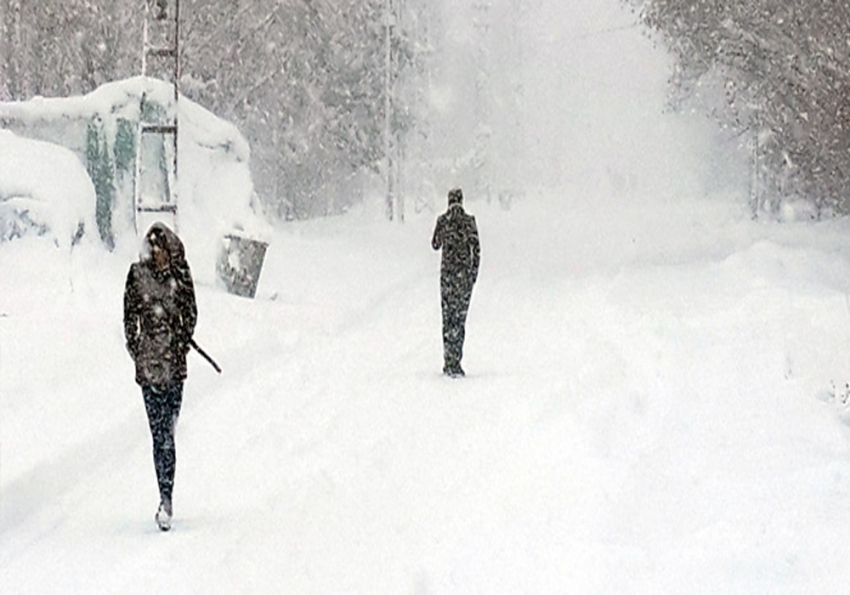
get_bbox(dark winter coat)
[124,223,197,387]
[431,203,480,291]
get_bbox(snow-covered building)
[0,77,270,286]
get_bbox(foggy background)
[0,0,749,222]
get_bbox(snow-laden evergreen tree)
[178,0,421,220]
[627,0,850,216]
[0,0,139,98]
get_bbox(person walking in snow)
[432,187,480,377]
[124,222,197,531]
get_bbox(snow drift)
[0,130,96,247]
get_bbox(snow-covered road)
[4,192,850,593]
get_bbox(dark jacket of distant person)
[431,188,480,290]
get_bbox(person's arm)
[431,215,444,251]
[123,265,141,359]
[468,216,480,284]
[174,261,197,352]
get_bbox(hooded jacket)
[123,222,197,386]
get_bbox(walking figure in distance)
[431,188,480,377]
[124,222,197,531]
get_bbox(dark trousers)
[441,279,473,371]
[142,381,183,506]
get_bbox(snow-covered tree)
[0,0,138,98]
[1,0,424,221]
[179,0,421,220]
[628,0,850,216]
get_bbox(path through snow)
[4,192,850,593]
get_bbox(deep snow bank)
[0,131,96,247]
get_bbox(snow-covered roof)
[0,76,250,164]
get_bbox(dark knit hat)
[448,187,463,205]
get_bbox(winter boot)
[155,500,173,531]
[443,363,465,378]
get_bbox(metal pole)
[384,0,394,221]
[172,0,180,231]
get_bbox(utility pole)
[384,0,396,221]
[749,110,761,219]
[472,1,492,202]
[505,0,526,204]
[384,0,407,222]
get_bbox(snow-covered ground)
[5,2,850,593]
[4,184,850,593]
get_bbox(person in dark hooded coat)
[124,222,197,530]
[431,188,480,377]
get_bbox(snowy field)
[5,1,850,593]
[4,188,850,593]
